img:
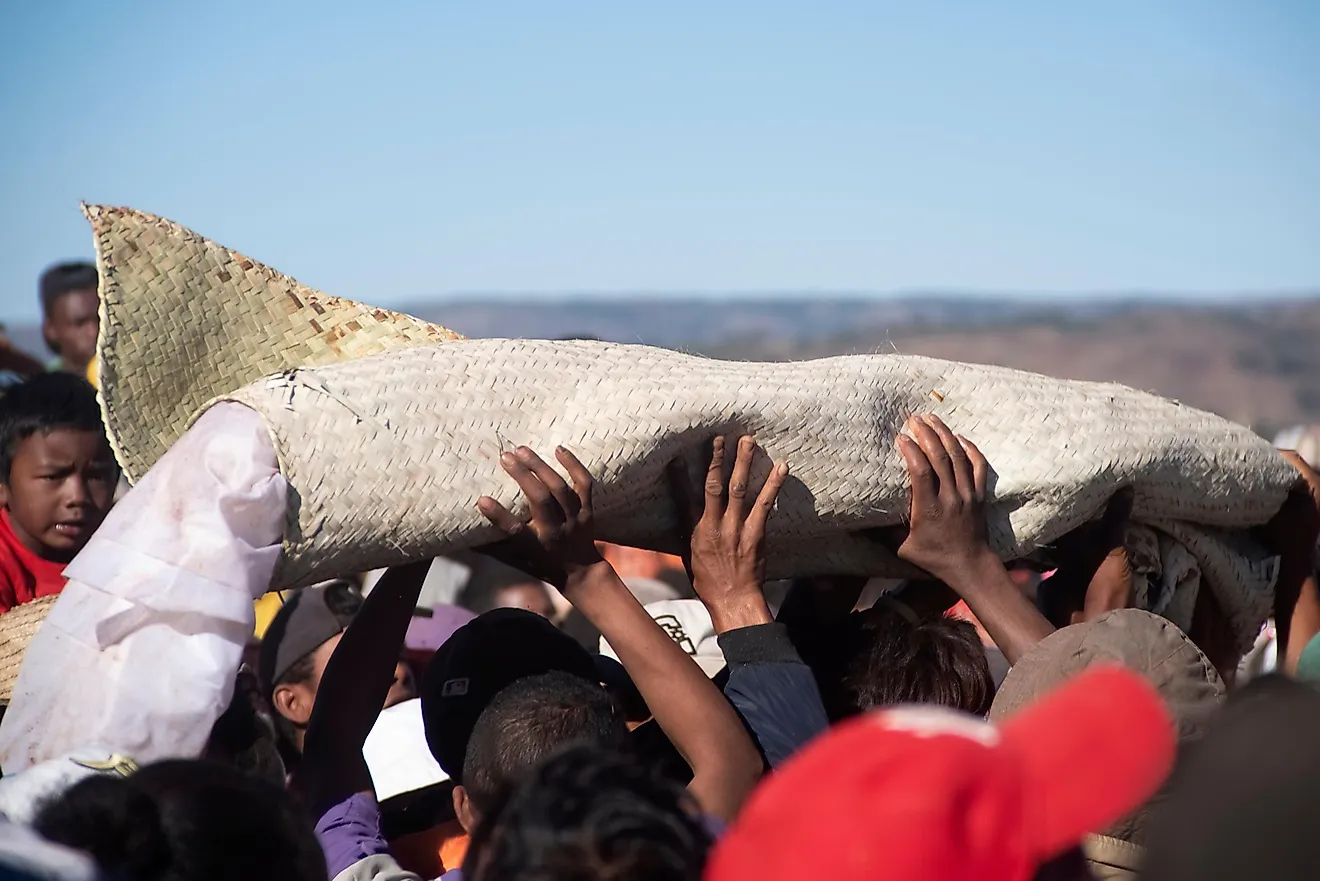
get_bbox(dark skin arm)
[668,435,790,634]
[889,414,1056,664]
[297,561,431,818]
[478,446,763,821]
[1259,451,1320,674]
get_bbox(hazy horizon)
[4,2,1317,323]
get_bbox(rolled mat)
[0,596,59,705]
[90,206,1297,653]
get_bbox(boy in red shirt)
[0,373,117,612]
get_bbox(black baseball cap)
[420,607,600,778]
[258,580,363,694]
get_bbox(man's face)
[43,289,100,372]
[3,428,116,562]
[275,632,418,730]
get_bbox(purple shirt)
[315,792,392,879]
[315,793,721,881]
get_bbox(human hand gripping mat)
[90,206,1297,652]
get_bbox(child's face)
[3,428,117,562]
[43,289,100,372]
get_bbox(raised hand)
[887,413,1055,663]
[476,445,604,589]
[668,436,789,633]
[891,414,993,583]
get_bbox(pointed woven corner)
[0,595,58,705]
[84,204,465,483]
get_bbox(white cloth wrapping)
[0,405,286,774]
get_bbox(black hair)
[464,745,711,881]
[802,601,994,720]
[202,667,286,788]
[462,671,627,815]
[34,759,327,881]
[0,373,108,482]
[39,261,98,318]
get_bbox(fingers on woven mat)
[906,416,955,491]
[724,435,758,524]
[702,436,728,521]
[553,446,593,512]
[477,496,523,535]
[744,461,790,538]
[923,415,972,492]
[897,431,937,510]
[957,435,990,501]
[515,446,578,517]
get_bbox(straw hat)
[0,596,58,705]
[86,204,464,483]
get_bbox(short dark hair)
[842,603,994,717]
[39,261,99,317]
[462,671,627,814]
[0,373,106,481]
[34,758,327,881]
[464,745,711,881]
[801,601,994,720]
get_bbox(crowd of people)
[2,261,1320,881]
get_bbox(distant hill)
[8,294,1320,435]
[703,299,1320,436]
[403,295,1184,349]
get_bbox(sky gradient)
[1,1,1317,322]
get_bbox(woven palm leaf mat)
[91,206,1297,652]
[86,204,463,484]
[0,596,58,705]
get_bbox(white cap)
[601,599,726,678]
[363,697,449,801]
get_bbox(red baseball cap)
[706,665,1175,881]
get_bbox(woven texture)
[0,596,58,705]
[86,204,463,483]
[207,340,1295,649]
[90,206,1298,653]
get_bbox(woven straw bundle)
[87,204,463,483]
[88,206,1298,653]
[0,596,58,705]
[216,340,1295,592]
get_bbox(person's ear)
[271,682,313,725]
[453,784,480,835]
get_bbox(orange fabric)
[596,543,683,580]
[389,820,468,879]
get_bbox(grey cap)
[990,609,1225,745]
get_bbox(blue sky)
[1,1,1317,322]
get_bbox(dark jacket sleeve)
[718,622,830,768]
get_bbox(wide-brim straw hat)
[0,596,59,705]
[86,204,464,484]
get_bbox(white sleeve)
[331,854,425,881]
